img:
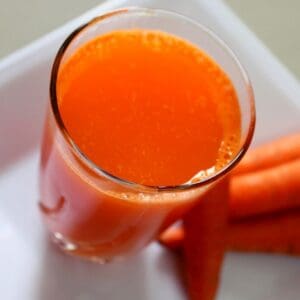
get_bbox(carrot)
[183,178,229,300]
[159,159,300,224]
[233,133,300,175]
[230,159,300,219]
[160,209,300,255]
[159,226,184,251]
[228,209,300,254]
[160,210,300,255]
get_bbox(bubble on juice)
[190,170,206,183]
[138,193,152,202]
[187,166,216,184]
[216,134,240,171]
[120,193,130,200]
[196,54,205,65]
[141,31,170,53]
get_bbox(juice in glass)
[39,8,255,261]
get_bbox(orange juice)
[40,29,241,260]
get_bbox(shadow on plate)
[36,236,148,300]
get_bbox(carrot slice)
[183,178,229,300]
[230,159,300,219]
[233,133,300,175]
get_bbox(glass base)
[50,232,122,264]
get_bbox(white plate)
[1,0,300,299]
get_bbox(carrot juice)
[39,18,245,261]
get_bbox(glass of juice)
[39,8,255,262]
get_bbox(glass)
[39,7,255,262]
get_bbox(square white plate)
[0,0,300,299]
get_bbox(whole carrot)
[230,159,300,219]
[228,209,300,254]
[159,211,300,255]
[183,178,229,300]
[159,226,184,251]
[233,133,300,175]
[159,159,300,225]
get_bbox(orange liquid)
[58,30,241,186]
[40,30,241,259]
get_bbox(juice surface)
[57,29,241,186]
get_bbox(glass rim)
[49,7,256,192]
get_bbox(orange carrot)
[230,159,300,219]
[159,159,300,223]
[233,133,300,175]
[160,210,300,255]
[228,209,300,254]
[183,179,229,300]
[159,226,184,251]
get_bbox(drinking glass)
[39,7,255,262]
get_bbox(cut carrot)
[183,178,229,300]
[233,133,300,175]
[230,158,300,219]
[228,209,300,254]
